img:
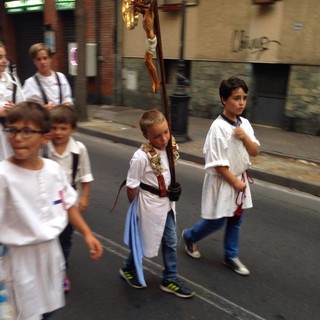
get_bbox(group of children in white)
[0,40,260,319]
[0,43,102,320]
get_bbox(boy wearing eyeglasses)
[0,101,103,319]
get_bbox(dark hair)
[6,101,51,133]
[50,105,78,128]
[219,77,248,100]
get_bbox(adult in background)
[23,43,73,110]
[0,43,25,160]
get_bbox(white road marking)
[83,232,267,320]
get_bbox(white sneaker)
[182,229,201,259]
[223,257,250,276]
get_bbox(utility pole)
[170,0,190,142]
[75,0,88,121]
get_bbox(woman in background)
[0,43,25,160]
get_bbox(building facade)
[122,0,320,135]
[1,0,319,135]
[0,0,116,105]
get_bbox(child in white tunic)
[23,43,73,110]
[46,105,94,292]
[182,77,260,276]
[119,108,194,298]
[0,44,25,160]
[0,102,103,320]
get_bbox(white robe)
[0,71,25,161]
[0,159,77,319]
[201,116,260,219]
[126,147,175,258]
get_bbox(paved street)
[52,133,320,320]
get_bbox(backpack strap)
[8,73,17,104]
[34,74,48,105]
[41,144,49,158]
[34,72,62,105]
[71,152,79,190]
[55,72,62,104]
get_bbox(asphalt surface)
[77,105,320,197]
[52,133,320,320]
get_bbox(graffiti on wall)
[231,30,281,59]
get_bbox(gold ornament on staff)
[122,0,139,30]
[122,0,160,93]
[121,0,180,197]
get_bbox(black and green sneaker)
[119,268,145,289]
[160,278,195,298]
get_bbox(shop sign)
[4,0,44,13]
[56,0,75,10]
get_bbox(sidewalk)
[77,105,320,197]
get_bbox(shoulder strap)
[142,143,167,197]
[9,73,17,103]
[71,152,79,190]
[41,144,49,158]
[55,72,62,104]
[34,75,48,105]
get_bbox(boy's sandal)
[64,275,71,293]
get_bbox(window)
[252,0,275,5]
[159,0,198,11]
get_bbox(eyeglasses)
[3,127,45,139]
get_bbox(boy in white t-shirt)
[0,101,102,319]
[46,105,94,292]
[23,43,73,110]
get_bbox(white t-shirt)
[23,71,73,106]
[46,137,94,193]
[126,147,175,258]
[0,72,25,107]
[201,116,260,219]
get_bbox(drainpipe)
[170,0,191,142]
[95,0,101,104]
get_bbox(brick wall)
[99,0,115,99]
[42,0,115,104]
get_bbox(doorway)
[252,63,289,127]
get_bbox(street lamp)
[170,0,191,142]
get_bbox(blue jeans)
[184,215,244,259]
[42,311,54,319]
[125,210,178,281]
[59,223,74,269]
